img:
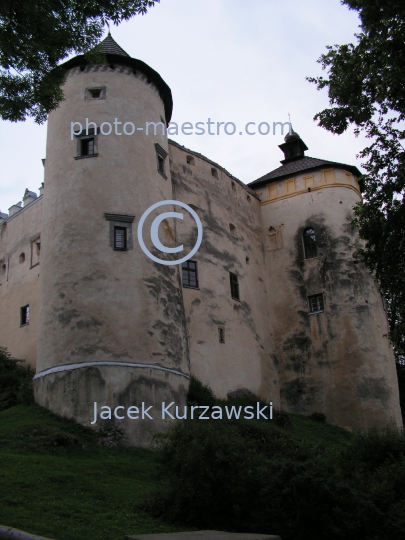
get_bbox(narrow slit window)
[230,272,240,300]
[20,305,29,326]
[308,293,324,314]
[182,260,198,288]
[303,228,317,259]
[218,327,225,344]
[155,143,168,179]
[114,226,127,250]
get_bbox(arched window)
[303,228,317,259]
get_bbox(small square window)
[20,305,29,326]
[182,260,198,288]
[308,293,324,314]
[114,227,127,250]
[230,272,240,301]
[85,86,106,100]
[218,327,225,344]
[186,155,195,165]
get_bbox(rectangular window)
[182,260,198,288]
[155,143,168,179]
[230,272,240,300]
[218,327,225,344]
[20,305,29,326]
[81,138,95,156]
[114,227,127,250]
[308,293,324,314]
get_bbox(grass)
[0,403,353,540]
[0,405,188,540]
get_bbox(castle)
[0,34,402,444]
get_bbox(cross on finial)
[107,21,111,35]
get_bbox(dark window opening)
[114,227,127,250]
[19,253,25,263]
[90,89,101,98]
[308,293,324,314]
[186,155,195,165]
[20,305,29,326]
[211,168,218,178]
[218,327,225,344]
[182,260,198,288]
[158,155,165,175]
[155,143,168,179]
[230,272,240,300]
[81,138,95,156]
[303,227,317,259]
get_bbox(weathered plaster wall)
[34,64,190,443]
[0,197,42,367]
[253,168,402,430]
[169,141,280,405]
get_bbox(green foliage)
[0,1,158,123]
[187,375,216,406]
[308,0,405,362]
[310,412,326,423]
[0,347,34,410]
[151,419,405,540]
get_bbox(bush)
[150,419,405,540]
[310,412,326,423]
[0,347,34,410]
[187,375,215,406]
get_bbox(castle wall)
[34,64,189,445]
[0,197,42,367]
[252,168,402,430]
[169,141,280,405]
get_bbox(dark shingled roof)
[97,33,130,57]
[248,156,362,188]
[59,33,173,124]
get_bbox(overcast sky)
[0,0,365,213]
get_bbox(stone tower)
[248,130,402,430]
[33,34,190,445]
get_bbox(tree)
[0,0,158,123]
[308,0,405,367]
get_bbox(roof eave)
[249,162,362,189]
[59,53,173,124]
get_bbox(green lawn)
[0,405,187,540]
[0,404,352,540]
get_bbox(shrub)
[187,375,215,406]
[310,412,326,423]
[0,347,34,410]
[150,418,405,540]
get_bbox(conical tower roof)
[97,32,130,57]
[59,33,173,123]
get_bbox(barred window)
[20,305,29,326]
[308,293,324,314]
[303,228,317,259]
[114,227,127,250]
[230,272,240,300]
[182,260,198,288]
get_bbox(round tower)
[249,130,402,431]
[34,34,190,445]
